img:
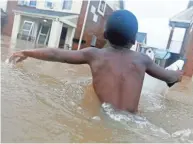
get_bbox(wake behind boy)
[8,10,182,113]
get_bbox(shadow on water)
[1,36,193,142]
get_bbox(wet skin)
[9,47,182,113]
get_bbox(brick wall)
[72,1,88,50]
[72,1,113,50]
[184,27,193,77]
[2,1,18,36]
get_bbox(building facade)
[72,0,123,50]
[183,24,193,77]
[130,32,147,52]
[167,1,193,77]
[3,0,82,49]
[2,0,123,50]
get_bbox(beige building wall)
[36,0,83,14]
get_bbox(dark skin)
[9,45,182,113]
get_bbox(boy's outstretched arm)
[145,55,183,87]
[8,47,96,64]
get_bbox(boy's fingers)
[8,52,23,63]
[15,57,21,63]
[9,55,20,63]
[9,55,15,63]
[16,57,26,63]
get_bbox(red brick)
[184,28,193,77]
[72,1,113,50]
[2,1,17,36]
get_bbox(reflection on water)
[1,36,193,142]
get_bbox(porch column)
[64,27,75,50]
[48,20,63,48]
[11,13,21,43]
[166,26,175,49]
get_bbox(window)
[18,0,25,5]
[20,20,34,40]
[18,0,29,6]
[45,0,54,9]
[18,0,36,7]
[37,25,50,45]
[41,26,50,35]
[38,35,47,44]
[97,0,106,16]
[62,0,72,10]
[23,22,33,30]
[29,0,36,7]
[100,1,105,12]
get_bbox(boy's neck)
[110,44,133,51]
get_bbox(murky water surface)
[1,36,193,142]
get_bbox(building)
[72,0,124,50]
[167,1,193,77]
[3,0,83,49]
[0,0,7,12]
[130,32,147,51]
[0,0,8,32]
[2,0,124,50]
[1,8,7,32]
[2,0,17,36]
[183,23,193,77]
[139,46,175,67]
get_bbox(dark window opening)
[63,0,72,10]
[29,0,36,7]
[100,0,105,12]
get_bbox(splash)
[172,129,193,143]
[101,103,171,140]
[140,91,166,112]
[4,58,15,68]
[5,58,10,64]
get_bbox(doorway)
[37,24,50,45]
[59,27,67,48]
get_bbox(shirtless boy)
[9,10,182,113]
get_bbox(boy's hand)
[176,70,183,82]
[167,70,183,87]
[9,51,27,64]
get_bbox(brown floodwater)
[1,36,193,143]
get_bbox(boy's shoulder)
[130,50,149,58]
[83,47,108,55]
[131,51,152,65]
[81,47,102,60]
[81,47,100,54]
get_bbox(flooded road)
[1,36,193,143]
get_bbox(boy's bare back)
[85,46,182,113]
[88,47,147,112]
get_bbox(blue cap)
[105,10,138,46]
